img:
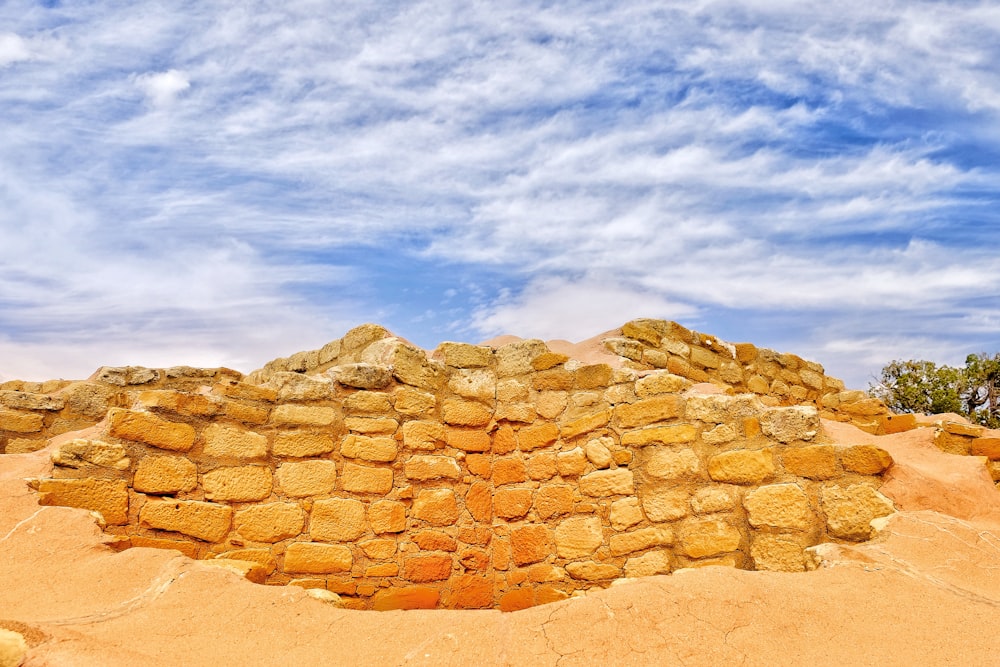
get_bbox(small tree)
[961,353,1000,428]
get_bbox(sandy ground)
[2,421,999,666]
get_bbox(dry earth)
[2,416,999,666]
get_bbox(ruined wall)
[19,322,899,611]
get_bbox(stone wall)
[16,322,899,611]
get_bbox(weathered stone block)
[202,423,268,459]
[532,368,574,391]
[340,463,393,494]
[708,448,775,484]
[394,387,436,416]
[527,452,557,480]
[137,390,218,416]
[634,372,690,398]
[130,535,200,559]
[554,515,603,558]
[556,447,587,476]
[372,586,439,611]
[107,408,195,452]
[580,468,634,496]
[271,405,337,427]
[840,445,893,474]
[678,518,741,558]
[203,466,273,502]
[133,456,198,494]
[361,538,397,560]
[566,561,621,581]
[518,422,560,451]
[759,406,820,442]
[751,535,807,572]
[492,456,527,486]
[560,410,612,440]
[971,437,1000,460]
[448,369,497,402]
[272,431,336,457]
[51,439,129,470]
[510,524,551,565]
[412,488,459,526]
[435,342,493,368]
[821,485,895,541]
[404,455,462,481]
[361,338,446,390]
[782,445,838,479]
[234,502,304,542]
[223,401,270,426]
[403,554,453,582]
[466,481,493,522]
[690,346,723,370]
[615,395,682,428]
[344,416,398,434]
[402,420,446,450]
[690,486,737,514]
[343,391,392,414]
[610,496,644,530]
[269,372,332,401]
[441,399,493,427]
[330,363,394,390]
[621,424,697,446]
[641,487,690,522]
[284,542,352,573]
[37,478,129,525]
[534,485,574,520]
[213,380,277,402]
[645,447,700,480]
[340,434,398,462]
[744,484,814,530]
[494,488,534,519]
[311,498,367,541]
[140,499,232,541]
[585,438,614,468]
[368,500,406,534]
[609,526,673,556]
[624,550,672,578]
[275,460,337,497]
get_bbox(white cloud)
[0,33,31,67]
[134,69,190,107]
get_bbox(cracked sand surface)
[2,420,999,666]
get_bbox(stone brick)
[446,429,491,452]
[330,363,393,391]
[840,445,893,474]
[365,563,399,577]
[531,351,570,371]
[403,554,453,582]
[284,542,352,573]
[412,489,459,526]
[565,561,621,581]
[751,535,807,572]
[575,364,614,389]
[368,500,406,534]
[340,463,393,494]
[217,548,277,574]
[615,396,683,428]
[133,456,198,494]
[535,391,567,420]
[372,586,439,611]
[533,369,574,391]
[492,424,517,454]
[641,487,690,522]
[130,535,200,559]
[534,485,574,519]
[821,485,895,541]
[465,481,493,522]
[137,390,218,417]
[579,469,634,496]
[0,389,64,411]
[451,575,494,609]
[690,346,723,370]
[435,342,493,368]
[690,486,736,514]
[402,420,446,450]
[271,405,338,427]
[139,499,232,541]
[492,456,527,485]
[51,439,129,470]
[759,406,820,442]
[559,410,612,440]
[880,413,917,435]
[234,503,304,542]
[782,445,839,480]
[624,550,672,578]
[364,338,448,390]
[609,526,673,556]
[414,530,457,551]
[340,434,398,462]
[495,339,549,376]
[394,388,437,416]
[527,452,557,480]
[36,478,129,525]
[223,401,270,426]
[272,431,336,457]
[344,417,398,434]
[107,408,195,452]
[703,424,738,444]
[311,498,368,541]
[645,447,700,480]
[635,372,691,397]
[202,423,268,459]
[343,391,392,413]
[203,466,273,502]
[971,437,1000,460]
[708,448,775,484]
[459,548,490,570]
[610,496,644,530]
[744,484,814,530]
[556,447,587,476]
[404,455,462,480]
[270,373,332,402]
[621,424,697,446]
[448,369,497,401]
[678,519,742,558]
[495,402,538,423]
[554,515,603,559]
[213,380,277,402]
[517,422,560,451]
[510,524,551,565]
[275,460,337,497]
[747,375,769,394]
[360,538,397,560]
[495,488,534,519]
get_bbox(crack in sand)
[0,507,49,544]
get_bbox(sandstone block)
[580,468,634,496]
[107,408,195,452]
[234,502,304,542]
[272,431,336,457]
[311,498,367,541]
[137,390,218,416]
[622,319,664,346]
[534,485,574,519]
[284,542,352,573]
[0,390,65,411]
[414,530,457,551]
[621,424,697,446]
[448,369,497,401]
[133,456,198,494]
[404,455,462,480]
[759,406,820,442]
[368,500,406,534]
[615,395,682,428]
[492,456,527,485]
[342,390,392,413]
[495,488,534,519]
[51,439,129,470]
[495,402,537,423]
[372,586,439,611]
[574,364,619,391]
[678,518,742,558]
[605,337,644,361]
[610,496,644,530]
[645,447,700,480]
[340,434,398,462]
[533,368,574,391]
[708,448,775,484]
[821,485,895,541]
[751,535,807,572]
[271,405,337,427]
[518,422,560,451]
[361,338,446,390]
[330,363,394,390]
[566,561,620,581]
[223,401,270,425]
[880,413,917,434]
[624,550,672,578]
[270,372,332,402]
[685,394,758,424]
[527,452,557,480]
[641,487,690,522]
[690,346,723,370]
[971,437,1000,460]
[495,339,549,376]
[559,410,612,440]
[402,420,446,450]
[403,554,453,582]
[446,428,491,452]
[202,423,268,459]
[130,535,200,559]
[394,387,436,415]
[451,574,494,609]
[95,365,158,386]
[554,515,603,559]
[466,481,493,522]
[510,524,551,565]
[703,423,738,444]
[556,447,587,476]
[140,499,232,541]
[635,372,691,397]
[747,375,769,394]
[690,486,736,514]
[203,466,273,502]
[535,390,567,419]
[412,488,459,526]
[585,438,614,468]
[609,526,673,556]
[360,538,397,560]
[840,445,893,474]
[275,460,337,497]
[340,463,393,494]
[441,399,493,427]
[744,484,814,530]
[365,563,399,577]
[213,380,277,402]
[217,548,277,573]
[435,341,493,368]
[37,478,129,525]
[782,445,839,479]
[344,416,398,434]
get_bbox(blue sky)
[2,1,999,389]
